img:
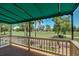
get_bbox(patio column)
[9,24,12,45]
[24,22,27,36]
[28,21,31,51]
[71,13,74,40]
[35,20,36,37]
[0,24,2,35]
[0,24,1,35]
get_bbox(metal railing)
[70,40,79,56]
[0,35,79,56]
[0,36,9,48]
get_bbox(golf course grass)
[1,31,79,42]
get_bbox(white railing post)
[28,21,31,51]
[9,24,12,45]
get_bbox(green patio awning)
[0,3,78,24]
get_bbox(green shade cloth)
[0,3,78,24]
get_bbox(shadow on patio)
[0,44,53,56]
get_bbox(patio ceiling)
[0,3,78,24]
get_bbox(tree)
[34,20,44,37]
[36,20,43,31]
[21,22,34,36]
[53,16,63,35]
[73,26,76,31]
[76,27,79,32]
[45,25,51,31]
[0,23,9,35]
[53,16,71,36]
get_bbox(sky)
[73,6,79,27]
[37,6,79,28]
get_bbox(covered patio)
[0,3,79,56]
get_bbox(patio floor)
[0,45,45,56]
[0,45,53,56]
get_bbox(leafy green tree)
[0,23,9,35]
[73,26,76,31]
[21,22,34,36]
[76,27,79,32]
[53,16,63,35]
[53,16,71,36]
[45,25,51,31]
[36,20,43,31]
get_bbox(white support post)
[35,20,36,37]
[9,24,12,45]
[28,21,31,51]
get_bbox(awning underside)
[0,3,78,24]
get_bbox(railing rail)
[70,40,79,56]
[0,36,9,48]
[0,35,79,56]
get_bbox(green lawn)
[1,31,79,42]
[3,31,56,38]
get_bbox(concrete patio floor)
[0,45,54,56]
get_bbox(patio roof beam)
[13,4,33,18]
[0,13,19,22]
[0,16,13,23]
[0,20,10,23]
[0,6,26,20]
[58,3,60,15]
